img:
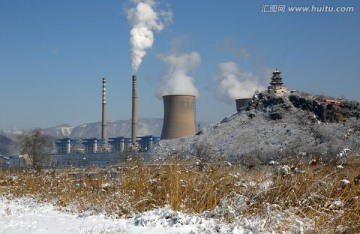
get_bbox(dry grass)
[241,163,360,233]
[0,158,359,233]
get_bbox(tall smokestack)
[161,95,196,140]
[132,75,138,146]
[101,78,107,142]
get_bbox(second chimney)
[131,75,138,146]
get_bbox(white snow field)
[0,197,279,234]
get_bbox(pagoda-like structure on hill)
[268,69,289,96]
[270,69,283,89]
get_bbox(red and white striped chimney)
[101,77,107,141]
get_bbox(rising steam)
[156,52,201,98]
[127,0,172,74]
[213,61,266,103]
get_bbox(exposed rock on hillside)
[247,92,360,123]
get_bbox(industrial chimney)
[235,98,251,112]
[101,78,107,142]
[131,75,138,146]
[161,95,196,140]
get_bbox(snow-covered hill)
[157,91,360,164]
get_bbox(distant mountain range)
[42,118,165,138]
[41,118,211,139]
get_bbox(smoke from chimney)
[101,77,107,142]
[127,0,172,74]
[213,61,266,103]
[127,0,172,146]
[156,51,201,98]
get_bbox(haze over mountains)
[42,118,164,138]
[41,118,210,139]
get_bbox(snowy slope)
[0,197,299,234]
[0,197,127,234]
[156,92,360,164]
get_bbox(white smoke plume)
[213,61,266,103]
[127,0,172,74]
[156,51,201,98]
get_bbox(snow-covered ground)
[0,197,267,234]
[155,92,360,165]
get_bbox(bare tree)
[17,129,52,170]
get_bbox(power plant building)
[47,77,160,168]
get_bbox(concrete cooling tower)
[161,95,196,140]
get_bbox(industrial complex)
[1,70,291,169]
[3,69,358,168]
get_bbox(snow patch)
[0,196,314,233]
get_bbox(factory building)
[55,136,159,155]
[46,76,161,168]
[51,135,160,167]
[0,155,27,169]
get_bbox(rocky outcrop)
[289,94,360,123]
[247,91,360,123]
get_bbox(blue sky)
[0,0,359,130]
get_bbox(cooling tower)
[235,98,251,112]
[161,95,196,140]
[101,78,107,141]
[131,75,138,146]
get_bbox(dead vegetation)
[0,158,359,233]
